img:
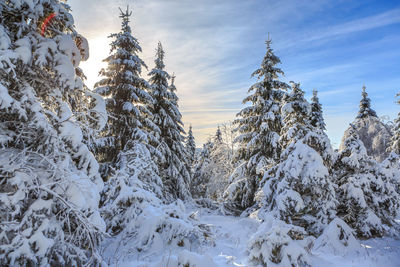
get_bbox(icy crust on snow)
[340,117,392,162]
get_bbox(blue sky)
[68,0,400,147]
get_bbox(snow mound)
[313,218,362,257]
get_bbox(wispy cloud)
[69,0,400,146]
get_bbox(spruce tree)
[94,7,159,178]
[215,125,223,144]
[334,126,399,238]
[148,42,191,200]
[227,38,289,211]
[97,8,162,240]
[390,92,400,155]
[0,1,104,265]
[357,85,377,119]
[262,82,336,235]
[185,125,196,165]
[310,89,326,131]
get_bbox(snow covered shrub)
[0,149,105,266]
[101,143,203,264]
[248,217,314,266]
[261,83,336,236]
[334,128,400,238]
[313,218,362,257]
[101,142,163,235]
[0,1,105,265]
[102,194,205,264]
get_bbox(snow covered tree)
[389,92,400,155]
[214,125,222,144]
[185,125,196,166]
[261,82,336,236]
[248,216,314,266]
[226,38,289,211]
[191,141,213,198]
[94,7,159,179]
[334,126,399,238]
[340,86,391,162]
[357,85,377,119]
[0,1,105,265]
[148,42,191,200]
[310,89,326,131]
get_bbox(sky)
[68,0,400,148]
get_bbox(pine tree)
[334,126,399,238]
[0,1,104,265]
[310,89,326,131]
[227,38,289,211]
[185,125,196,165]
[390,92,400,155]
[94,7,159,179]
[148,42,191,200]
[357,85,377,119]
[215,125,223,144]
[261,82,336,236]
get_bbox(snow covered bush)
[0,0,104,265]
[261,83,337,236]
[248,217,314,266]
[313,218,362,257]
[101,142,163,235]
[0,149,105,266]
[334,127,400,238]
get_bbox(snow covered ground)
[114,204,400,267]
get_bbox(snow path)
[192,210,260,266]
[119,204,400,267]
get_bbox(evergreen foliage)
[148,42,191,200]
[227,38,289,210]
[0,1,104,265]
[262,83,336,235]
[310,89,326,131]
[185,125,196,166]
[334,126,399,238]
[94,7,159,178]
[357,85,377,119]
[390,92,400,155]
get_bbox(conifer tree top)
[357,85,377,119]
[310,89,326,131]
[215,125,223,143]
